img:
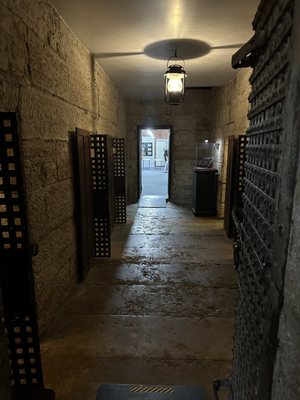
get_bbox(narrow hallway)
[41,203,237,400]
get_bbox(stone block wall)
[211,69,251,139]
[0,0,127,337]
[126,89,212,206]
[210,69,251,217]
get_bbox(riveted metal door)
[224,136,236,237]
[224,136,247,238]
[231,0,295,399]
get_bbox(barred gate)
[231,0,294,399]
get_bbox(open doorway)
[138,127,171,206]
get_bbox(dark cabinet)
[192,168,218,216]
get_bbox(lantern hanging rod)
[167,49,185,69]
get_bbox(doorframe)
[137,125,173,201]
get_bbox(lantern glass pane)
[164,69,186,104]
[167,74,183,93]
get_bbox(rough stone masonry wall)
[126,89,212,206]
[210,69,251,217]
[0,0,127,338]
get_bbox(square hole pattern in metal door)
[232,1,293,399]
[114,196,126,224]
[0,112,44,387]
[90,135,108,192]
[236,136,247,208]
[113,138,126,224]
[2,315,43,386]
[94,216,110,258]
[90,135,111,257]
[0,115,26,252]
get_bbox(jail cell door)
[224,135,247,238]
[231,0,294,399]
[113,138,126,224]
[73,128,94,281]
[0,112,54,398]
[90,134,111,258]
[224,136,236,237]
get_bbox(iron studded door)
[224,136,247,238]
[231,0,294,399]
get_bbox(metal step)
[96,384,206,400]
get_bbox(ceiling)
[51,0,260,100]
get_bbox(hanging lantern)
[164,51,187,104]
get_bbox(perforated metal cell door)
[231,0,294,399]
[224,136,235,237]
[0,112,50,394]
[76,133,127,260]
[235,136,247,210]
[90,134,111,258]
[113,138,126,224]
[224,135,247,238]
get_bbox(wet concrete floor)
[41,203,237,400]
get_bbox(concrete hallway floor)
[41,203,237,400]
[142,169,168,197]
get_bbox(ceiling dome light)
[164,51,187,105]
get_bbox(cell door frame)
[72,128,94,281]
[137,125,173,201]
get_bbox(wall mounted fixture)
[203,139,221,150]
[164,50,187,105]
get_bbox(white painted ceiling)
[51,0,260,100]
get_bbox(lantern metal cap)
[164,64,186,75]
